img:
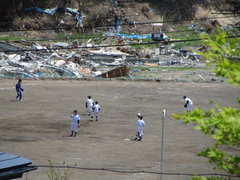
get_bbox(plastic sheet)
[112,33,151,39]
[25,7,83,24]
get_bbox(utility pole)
[160,109,166,180]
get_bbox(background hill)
[0,0,239,33]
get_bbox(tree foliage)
[173,104,240,175]
[172,29,240,180]
[198,29,240,85]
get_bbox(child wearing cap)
[91,101,101,121]
[15,79,24,101]
[86,96,94,116]
[135,113,145,141]
[70,110,80,137]
[183,96,193,112]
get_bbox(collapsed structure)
[0,37,204,79]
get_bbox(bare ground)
[0,79,239,180]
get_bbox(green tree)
[172,29,240,180]
[198,29,240,85]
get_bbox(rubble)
[0,38,209,80]
[98,66,129,78]
[101,58,125,66]
[53,42,71,48]
[0,44,85,78]
[197,74,207,81]
[25,7,83,26]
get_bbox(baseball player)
[86,96,94,116]
[135,114,145,141]
[136,113,141,119]
[70,110,80,137]
[15,79,24,101]
[183,96,193,113]
[91,101,101,121]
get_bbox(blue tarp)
[114,33,152,39]
[74,14,83,25]
[25,7,83,24]
[64,7,81,15]
[25,7,81,15]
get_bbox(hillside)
[0,0,239,35]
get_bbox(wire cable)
[32,165,240,178]
[0,34,103,42]
[0,15,238,33]
[1,26,239,43]
[0,35,239,53]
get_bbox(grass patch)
[0,34,22,41]
[130,66,205,71]
[172,40,203,49]
[130,38,158,48]
[168,31,203,49]
[0,32,103,42]
[129,65,208,80]
[0,37,21,41]
[55,32,102,41]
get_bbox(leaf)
[237,97,240,105]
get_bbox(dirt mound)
[10,1,162,34]
[3,1,239,38]
[195,6,239,27]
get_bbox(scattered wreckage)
[0,41,131,79]
[98,65,129,78]
[0,39,205,80]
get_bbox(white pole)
[160,109,166,180]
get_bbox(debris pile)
[0,51,85,78]
[0,40,134,79]
[0,37,206,80]
[98,65,129,78]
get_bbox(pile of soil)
[10,1,162,34]
[2,1,239,39]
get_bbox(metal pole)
[160,109,166,180]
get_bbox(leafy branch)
[172,29,240,180]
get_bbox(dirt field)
[0,79,239,180]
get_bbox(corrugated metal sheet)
[99,66,129,78]
[0,152,37,180]
[0,152,32,170]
